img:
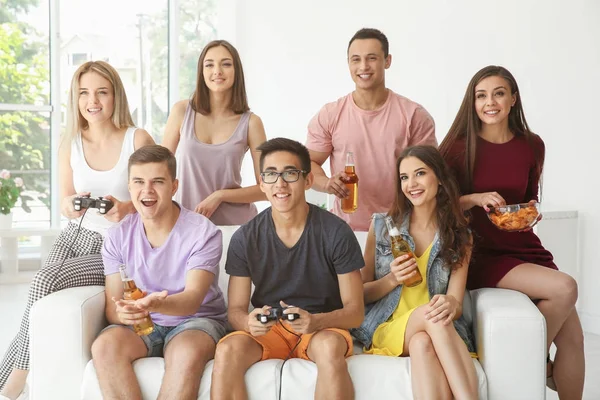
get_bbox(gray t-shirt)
[226,204,364,313]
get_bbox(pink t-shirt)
[306,90,437,231]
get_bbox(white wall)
[218,0,600,334]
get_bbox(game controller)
[256,307,300,324]
[73,196,114,214]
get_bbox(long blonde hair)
[63,61,134,145]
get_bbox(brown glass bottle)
[341,152,358,214]
[119,265,154,336]
[384,216,423,287]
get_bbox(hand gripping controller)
[256,307,300,324]
[73,196,114,214]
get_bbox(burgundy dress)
[444,134,557,289]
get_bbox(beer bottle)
[119,265,155,335]
[341,152,358,214]
[384,216,423,287]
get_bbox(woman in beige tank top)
[162,40,266,225]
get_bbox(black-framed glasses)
[260,169,307,184]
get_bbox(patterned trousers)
[0,223,106,389]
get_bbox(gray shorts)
[102,317,227,357]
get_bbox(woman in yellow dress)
[352,145,479,399]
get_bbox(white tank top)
[70,127,137,236]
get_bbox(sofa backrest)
[217,225,240,305]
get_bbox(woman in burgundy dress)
[440,65,584,399]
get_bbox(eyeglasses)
[260,169,307,184]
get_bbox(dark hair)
[347,28,389,58]
[128,145,177,180]
[256,138,311,174]
[190,40,249,115]
[388,146,471,270]
[439,65,543,193]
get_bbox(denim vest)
[351,213,476,352]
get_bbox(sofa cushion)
[81,355,487,399]
[82,358,284,400]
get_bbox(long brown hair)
[190,40,249,115]
[439,65,543,193]
[388,146,471,270]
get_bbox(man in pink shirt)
[306,28,437,231]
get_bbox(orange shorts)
[220,323,353,361]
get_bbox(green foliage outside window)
[0,169,29,214]
[0,0,50,211]
[146,0,217,141]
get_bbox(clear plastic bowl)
[486,202,540,232]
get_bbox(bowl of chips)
[486,202,540,232]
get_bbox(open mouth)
[141,198,157,207]
[408,190,424,199]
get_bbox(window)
[0,0,51,229]
[1,0,217,236]
[177,0,218,110]
[0,111,51,228]
[144,0,218,143]
[70,52,89,66]
[60,0,170,144]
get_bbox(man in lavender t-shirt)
[91,145,226,399]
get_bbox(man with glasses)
[211,138,365,400]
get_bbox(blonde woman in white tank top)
[0,61,154,400]
[162,40,266,225]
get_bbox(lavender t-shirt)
[102,205,226,326]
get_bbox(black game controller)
[73,196,114,214]
[256,307,300,324]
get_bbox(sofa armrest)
[30,286,107,400]
[471,288,546,400]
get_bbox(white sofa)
[29,226,547,400]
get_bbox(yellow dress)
[364,242,433,356]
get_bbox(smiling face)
[347,38,391,91]
[128,162,178,221]
[259,151,312,215]
[202,45,235,93]
[474,75,516,127]
[399,156,440,208]
[78,71,115,126]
